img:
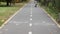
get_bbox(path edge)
[0,3,28,29]
[39,6,60,28]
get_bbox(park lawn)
[0,2,26,26]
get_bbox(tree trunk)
[6,2,9,6]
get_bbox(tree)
[0,0,29,6]
[55,0,60,10]
[6,0,12,6]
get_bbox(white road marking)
[30,15,32,17]
[9,21,12,23]
[30,18,32,20]
[29,23,32,27]
[42,21,46,23]
[29,31,32,34]
[31,12,32,15]
[33,23,55,26]
[13,21,17,23]
[4,29,8,31]
[13,21,28,24]
[42,21,55,26]
[31,3,32,15]
[13,21,21,24]
[45,23,55,26]
[0,31,2,33]
[16,24,19,26]
[25,21,28,23]
[34,23,39,25]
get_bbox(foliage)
[0,0,29,6]
[38,0,60,23]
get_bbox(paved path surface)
[0,1,60,34]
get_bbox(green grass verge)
[40,6,59,24]
[0,2,26,26]
[39,2,60,24]
[45,7,59,20]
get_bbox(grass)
[44,7,60,24]
[45,7,59,20]
[0,2,26,26]
[39,4,60,24]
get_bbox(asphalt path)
[0,1,60,34]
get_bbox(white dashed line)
[29,23,32,27]
[30,15,32,17]
[31,12,32,15]
[13,21,17,23]
[31,5,32,15]
[16,24,19,26]
[4,29,8,31]
[34,23,39,25]
[25,21,28,23]
[30,18,32,21]
[42,21,46,23]
[29,31,32,34]
[0,31,2,33]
